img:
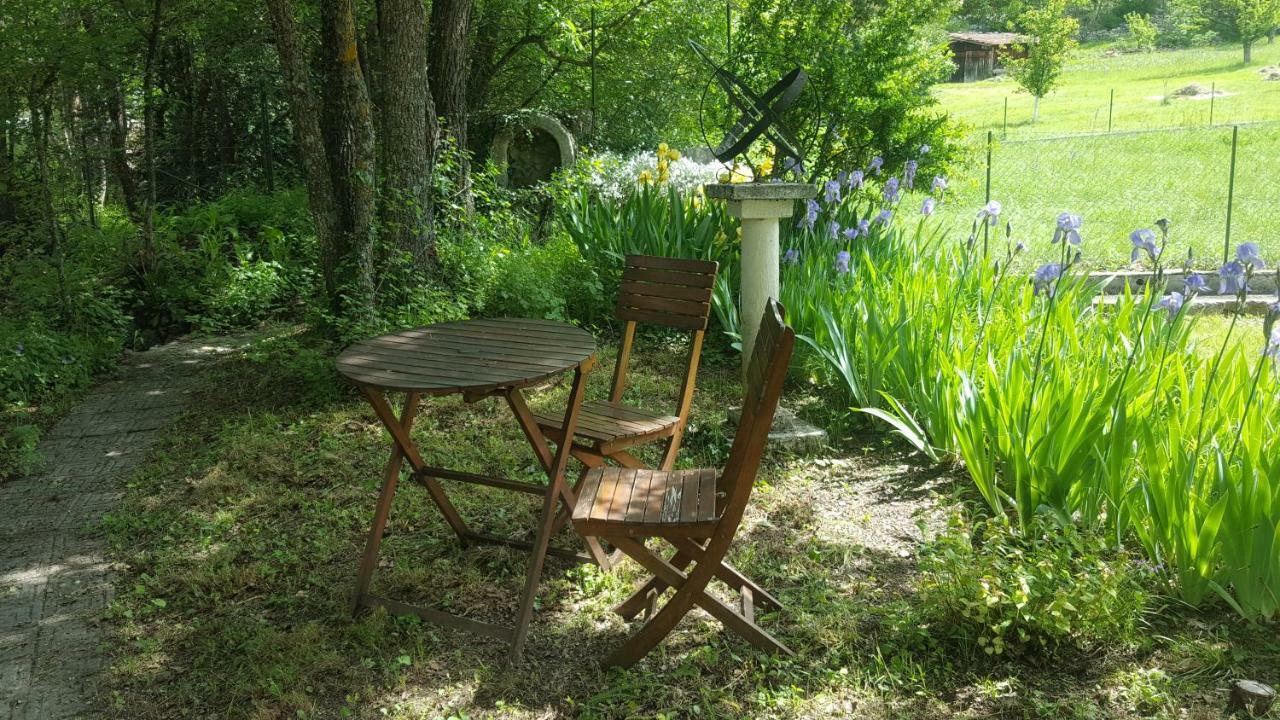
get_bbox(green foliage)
[1006,0,1081,114]
[1125,12,1161,50]
[916,513,1151,656]
[778,169,1280,620]
[484,234,606,322]
[734,0,964,180]
[0,317,123,478]
[1175,0,1280,58]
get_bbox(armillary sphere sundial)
[692,40,826,450]
[688,40,806,173]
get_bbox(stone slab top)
[704,182,817,202]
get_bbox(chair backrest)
[717,298,795,525]
[608,255,719,418]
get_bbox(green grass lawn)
[98,326,1278,719]
[935,42,1280,269]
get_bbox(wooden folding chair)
[534,254,718,476]
[570,298,795,668]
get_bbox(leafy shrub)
[0,318,123,478]
[484,234,605,323]
[1124,12,1159,51]
[190,247,294,331]
[916,514,1151,656]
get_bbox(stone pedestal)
[704,182,816,373]
[706,182,825,452]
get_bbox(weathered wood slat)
[616,306,709,331]
[625,255,718,274]
[617,293,711,318]
[679,470,701,523]
[618,280,713,303]
[622,266,716,289]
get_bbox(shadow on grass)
[97,329,1269,719]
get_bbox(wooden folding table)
[335,318,603,662]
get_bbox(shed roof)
[948,32,1029,47]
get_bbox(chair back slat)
[718,299,794,522]
[618,256,718,332]
[609,255,719,409]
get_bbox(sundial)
[689,40,807,177]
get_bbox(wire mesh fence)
[951,122,1280,269]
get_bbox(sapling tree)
[1004,0,1080,122]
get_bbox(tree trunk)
[1243,39,1252,64]
[1033,95,1041,122]
[29,85,72,322]
[140,0,163,256]
[107,85,142,222]
[265,0,346,311]
[379,0,437,273]
[320,0,378,316]
[428,0,473,203]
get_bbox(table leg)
[361,386,470,539]
[506,388,611,569]
[352,392,419,613]
[508,361,591,662]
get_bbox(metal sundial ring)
[690,40,807,169]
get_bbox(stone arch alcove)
[489,114,576,188]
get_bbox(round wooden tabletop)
[336,318,597,395]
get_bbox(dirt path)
[0,337,242,719]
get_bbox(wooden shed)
[948,32,1030,83]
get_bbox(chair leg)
[668,537,785,612]
[614,548,692,620]
[658,429,685,471]
[605,536,791,668]
[616,538,784,616]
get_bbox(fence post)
[1003,97,1008,138]
[1223,125,1238,263]
[590,6,597,138]
[985,130,993,204]
[1209,82,1215,127]
[984,130,993,257]
[1107,89,1114,133]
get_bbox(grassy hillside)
[936,42,1280,269]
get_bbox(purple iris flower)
[1129,229,1159,263]
[857,219,871,235]
[1237,242,1266,268]
[904,160,918,190]
[921,197,936,216]
[1032,263,1063,296]
[869,156,883,175]
[1053,213,1083,245]
[1184,272,1208,294]
[874,209,892,225]
[931,175,948,194]
[1156,291,1185,315]
[837,170,849,186]
[848,169,865,190]
[842,226,861,241]
[835,251,851,274]
[1219,261,1248,295]
[827,219,841,239]
[824,179,842,205]
[977,200,1002,227]
[882,177,901,204]
[919,144,931,155]
[1265,326,1280,361]
[799,199,819,231]
[783,248,800,264]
